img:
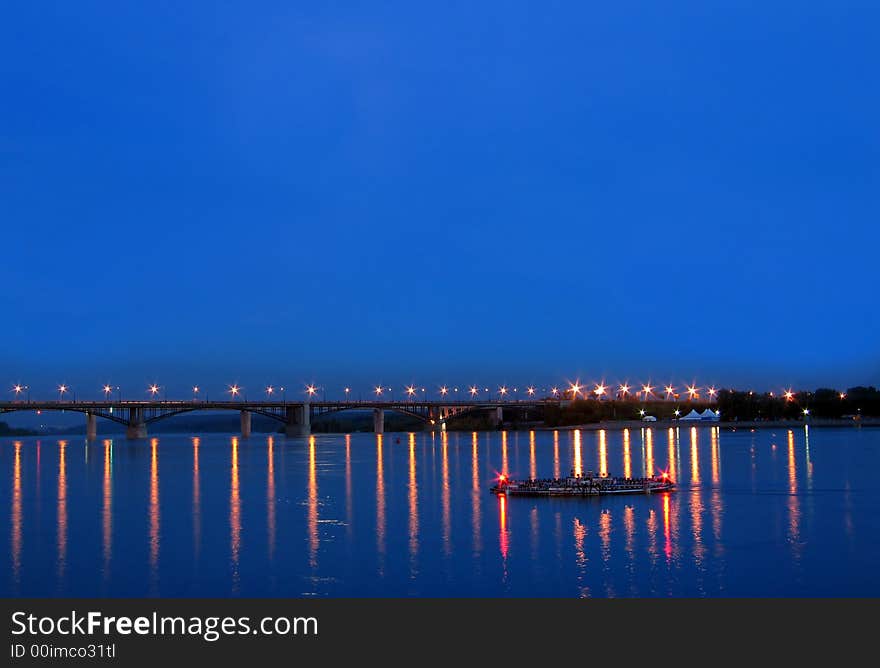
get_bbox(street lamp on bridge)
[103,384,113,400]
[13,384,29,402]
[405,385,417,400]
[469,386,479,399]
[229,384,241,400]
[306,385,318,400]
[58,384,69,401]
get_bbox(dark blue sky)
[1,1,878,399]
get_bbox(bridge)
[0,399,556,439]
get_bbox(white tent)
[680,409,703,421]
[700,409,720,421]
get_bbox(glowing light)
[375,386,384,396]
[665,385,675,398]
[469,386,478,398]
[619,383,630,396]
[527,386,535,396]
[639,409,646,416]
[642,383,654,398]
[708,386,717,398]
[499,386,508,396]
[674,409,681,417]
[569,382,582,398]
[784,389,794,401]
[594,383,607,397]
[13,384,24,396]
[687,385,698,399]
[839,392,846,400]
[344,387,351,395]
[266,386,274,396]
[306,385,317,397]
[803,408,810,416]
[440,386,449,396]
[58,384,68,395]
[551,387,559,397]
[406,385,417,398]
[193,386,200,394]
[149,384,160,397]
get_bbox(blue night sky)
[1,1,878,399]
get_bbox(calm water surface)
[2,426,879,597]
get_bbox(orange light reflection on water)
[149,438,159,590]
[408,433,419,575]
[192,437,200,558]
[230,436,241,590]
[268,435,276,561]
[308,435,318,569]
[102,439,112,578]
[471,432,481,554]
[11,442,22,587]
[553,430,560,479]
[376,434,385,570]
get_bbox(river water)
[2,426,878,596]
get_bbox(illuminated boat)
[490,470,674,496]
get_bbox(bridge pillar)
[284,404,310,437]
[240,410,252,439]
[126,407,147,439]
[494,406,504,428]
[373,408,385,434]
[86,413,97,440]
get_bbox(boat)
[490,469,674,496]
